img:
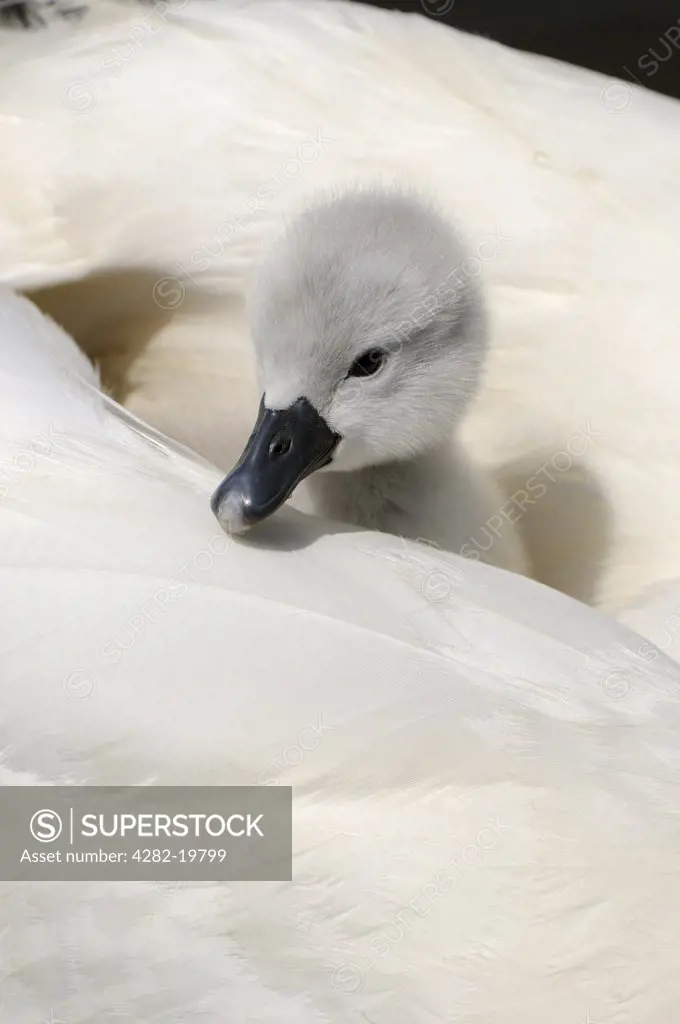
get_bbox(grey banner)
[0,786,292,881]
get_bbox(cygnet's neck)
[300,445,437,529]
[295,440,527,574]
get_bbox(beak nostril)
[269,433,292,459]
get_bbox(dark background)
[5,1,680,101]
[359,0,680,100]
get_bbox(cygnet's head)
[212,187,488,533]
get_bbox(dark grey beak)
[211,396,340,533]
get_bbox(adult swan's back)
[1,286,680,1021]
[1,0,680,611]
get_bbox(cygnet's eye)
[347,348,387,378]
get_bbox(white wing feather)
[1,287,680,1021]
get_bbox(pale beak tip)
[212,488,252,536]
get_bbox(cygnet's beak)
[211,396,341,534]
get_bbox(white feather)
[1,287,680,1022]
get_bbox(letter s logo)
[30,809,63,843]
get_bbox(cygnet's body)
[212,188,526,575]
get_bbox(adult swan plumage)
[1,285,680,1022]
